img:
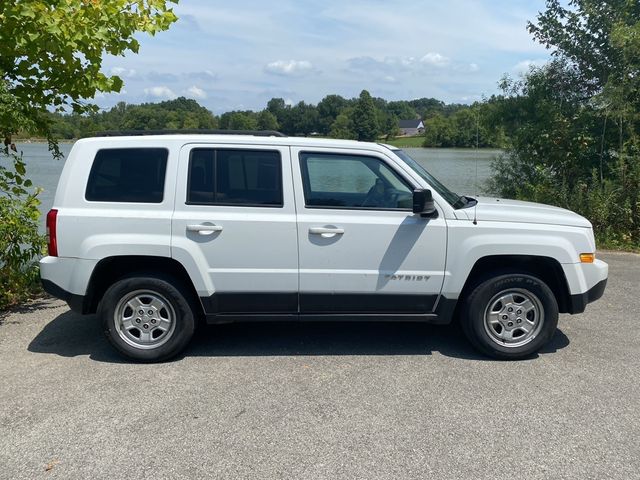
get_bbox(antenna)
[473,108,479,225]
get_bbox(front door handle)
[186,224,223,235]
[309,226,345,237]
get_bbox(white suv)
[40,131,608,361]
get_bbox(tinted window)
[187,149,282,207]
[85,148,168,203]
[300,153,413,210]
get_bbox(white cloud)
[469,63,480,72]
[284,98,294,106]
[187,70,219,82]
[110,67,137,78]
[96,0,552,112]
[185,85,207,99]
[420,52,450,67]
[348,54,455,73]
[144,86,177,100]
[513,59,548,74]
[264,60,314,76]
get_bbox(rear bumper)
[41,279,87,314]
[568,278,607,314]
[40,256,96,314]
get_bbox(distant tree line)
[46,90,507,147]
[49,97,217,138]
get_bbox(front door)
[172,144,298,315]
[291,147,447,315]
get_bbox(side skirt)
[205,313,441,324]
[201,295,460,325]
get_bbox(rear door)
[171,144,298,315]
[291,147,447,315]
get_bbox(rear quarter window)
[85,148,168,203]
[187,148,283,207]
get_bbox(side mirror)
[413,189,438,217]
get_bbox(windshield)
[392,149,467,208]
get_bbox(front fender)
[442,220,594,298]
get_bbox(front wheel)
[99,275,196,362]
[461,274,559,359]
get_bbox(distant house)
[398,119,425,136]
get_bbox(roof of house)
[398,119,424,129]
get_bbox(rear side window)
[187,149,283,207]
[85,148,168,203]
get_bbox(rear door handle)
[186,224,223,235]
[309,226,345,236]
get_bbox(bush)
[0,150,45,309]
[490,150,640,250]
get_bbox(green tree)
[266,98,293,134]
[329,112,355,140]
[423,114,455,147]
[0,148,45,309]
[256,110,279,131]
[288,102,319,136]
[0,0,178,148]
[381,113,399,141]
[528,0,638,93]
[219,111,258,130]
[0,1,179,309]
[386,101,418,121]
[489,0,640,248]
[409,98,447,119]
[351,90,379,142]
[317,95,349,135]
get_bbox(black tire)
[460,273,558,360]
[98,274,196,362]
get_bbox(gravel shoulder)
[1,252,639,480]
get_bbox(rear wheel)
[99,275,196,362]
[461,273,558,359]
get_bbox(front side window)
[187,149,283,207]
[299,153,413,210]
[85,148,168,203]
[392,149,465,207]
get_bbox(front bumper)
[569,278,607,314]
[562,258,608,314]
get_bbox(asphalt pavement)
[1,252,639,480]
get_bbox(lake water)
[10,142,499,227]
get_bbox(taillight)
[46,209,58,257]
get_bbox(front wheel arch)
[457,255,572,314]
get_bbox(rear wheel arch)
[85,256,204,319]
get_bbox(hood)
[464,197,592,228]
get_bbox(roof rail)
[90,129,287,138]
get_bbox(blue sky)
[98,0,551,113]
